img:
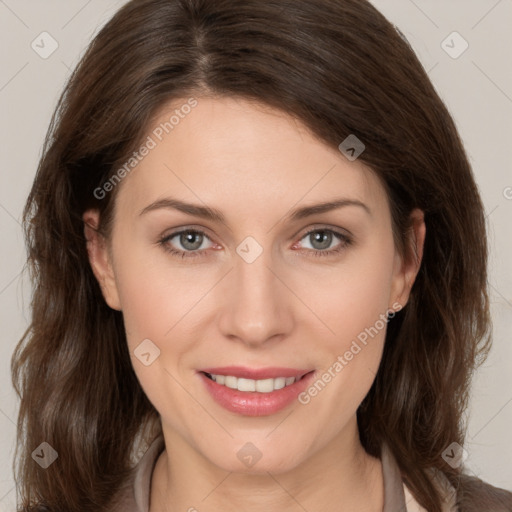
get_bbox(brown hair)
[11,0,504,510]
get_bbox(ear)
[83,209,122,311]
[389,208,426,310]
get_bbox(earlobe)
[82,210,122,311]
[390,208,426,309]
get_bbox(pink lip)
[197,368,316,416]
[199,366,311,380]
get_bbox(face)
[84,96,424,474]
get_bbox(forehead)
[114,96,387,222]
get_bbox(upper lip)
[199,366,313,380]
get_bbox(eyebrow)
[138,197,371,222]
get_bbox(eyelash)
[158,227,353,259]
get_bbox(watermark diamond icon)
[236,236,263,263]
[134,338,161,366]
[441,31,468,59]
[441,442,468,468]
[32,442,58,469]
[237,442,263,468]
[31,32,59,59]
[338,134,365,161]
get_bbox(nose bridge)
[218,236,292,345]
[236,244,274,304]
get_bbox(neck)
[150,417,383,512]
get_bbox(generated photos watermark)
[93,97,198,200]
[298,301,403,405]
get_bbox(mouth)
[197,367,316,416]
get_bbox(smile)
[197,367,316,416]
[204,373,299,393]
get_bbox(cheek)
[299,235,395,404]
[111,240,213,403]
[112,246,201,425]
[113,240,205,346]
[115,263,172,347]
[307,236,395,346]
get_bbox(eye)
[294,228,353,257]
[158,229,214,259]
[158,226,353,260]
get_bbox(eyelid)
[292,223,353,241]
[160,224,218,243]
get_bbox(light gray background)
[0,1,511,509]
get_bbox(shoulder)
[455,473,512,512]
[425,465,512,511]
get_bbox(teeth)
[209,374,297,393]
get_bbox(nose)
[217,244,294,348]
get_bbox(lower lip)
[198,371,316,416]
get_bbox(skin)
[84,96,425,512]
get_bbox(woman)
[11,0,512,511]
